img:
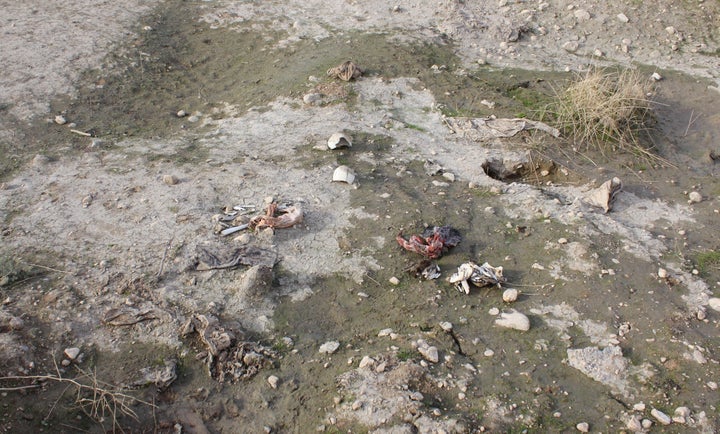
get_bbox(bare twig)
[1,366,154,431]
[157,236,174,278]
[683,110,701,137]
[18,261,72,275]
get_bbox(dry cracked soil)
[1,0,720,433]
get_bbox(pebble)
[439,321,453,332]
[633,402,646,411]
[483,349,495,357]
[303,93,323,105]
[689,191,703,203]
[674,406,690,418]
[502,288,519,303]
[707,381,718,390]
[54,115,67,125]
[416,340,439,363]
[495,310,530,331]
[573,9,590,21]
[176,110,187,117]
[651,408,672,425]
[657,268,668,279]
[442,172,456,182]
[32,154,50,167]
[557,237,568,244]
[488,307,500,316]
[162,174,179,185]
[319,341,340,354]
[641,418,653,429]
[562,41,580,53]
[409,391,424,401]
[378,328,393,337]
[576,422,589,432]
[389,276,400,285]
[64,347,81,360]
[267,375,279,389]
[651,72,663,81]
[359,356,375,369]
[627,415,643,431]
[617,13,629,23]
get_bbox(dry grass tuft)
[552,68,657,158]
[1,362,154,432]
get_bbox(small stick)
[70,129,92,137]
[19,261,71,275]
[363,272,382,287]
[0,384,41,391]
[157,236,174,278]
[683,110,700,137]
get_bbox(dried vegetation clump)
[553,68,656,158]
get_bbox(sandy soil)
[1,0,720,433]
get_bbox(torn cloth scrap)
[444,116,560,141]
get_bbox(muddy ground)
[1,0,720,433]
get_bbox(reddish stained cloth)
[396,226,461,259]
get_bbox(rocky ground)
[1,0,720,433]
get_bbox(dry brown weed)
[553,68,657,159]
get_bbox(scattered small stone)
[416,340,439,363]
[439,321,453,332]
[267,375,279,389]
[573,9,590,21]
[627,415,643,431]
[409,391,424,401]
[64,347,81,360]
[442,172,456,182]
[162,174,179,185]
[389,276,400,285]
[707,381,718,390]
[502,288,519,303]
[576,422,589,432]
[708,297,720,312]
[358,355,375,369]
[633,402,646,411]
[458,392,466,400]
[495,310,530,331]
[483,349,495,357]
[176,110,187,117]
[558,237,568,244]
[689,191,703,203]
[651,72,663,81]
[488,307,500,315]
[657,268,668,279]
[617,13,629,23]
[54,115,67,125]
[378,328,393,337]
[562,41,580,53]
[303,93,323,105]
[319,341,340,354]
[641,418,653,429]
[61,359,71,367]
[674,406,690,420]
[651,408,672,425]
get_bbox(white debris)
[494,310,530,331]
[319,341,340,354]
[689,191,703,203]
[502,288,519,303]
[651,408,672,425]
